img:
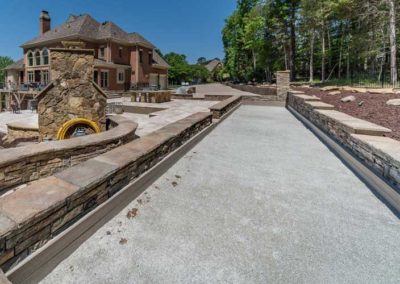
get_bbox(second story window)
[119,47,123,58]
[42,49,49,65]
[148,53,152,65]
[139,49,143,64]
[99,47,105,59]
[27,52,33,66]
[35,51,41,66]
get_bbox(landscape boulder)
[328,91,341,96]
[386,99,400,106]
[320,86,339,92]
[341,95,356,103]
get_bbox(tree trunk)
[252,49,257,71]
[388,0,397,85]
[289,3,296,81]
[309,30,315,82]
[321,24,326,82]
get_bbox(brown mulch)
[294,87,400,141]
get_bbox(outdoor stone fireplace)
[37,41,107,141]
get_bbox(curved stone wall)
[0,116,138,191]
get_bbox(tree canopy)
[164,52,210,84]
[0,56,14,84]
[222,0,399,86]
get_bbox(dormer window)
[35,51,41,66]
[27,52,33,66]
[148,53,152,65]
[99,46,105,59]
[119,47,123,58]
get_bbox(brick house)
[4,11,169,91]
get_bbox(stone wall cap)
[351,134,400,161]
[0,116,137,168]
[209,95,241,111]
[316,109,392,134]
[0,176,79,232]
[6,122,39,131]
[305,101,334,110]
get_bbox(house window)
[139,49,143,63]
[42,70,49,84]
[117,69,124,83]
[100,71,109,88]
[119,47,123,58]
[35,51,41,66]
[27,52,33,66]
[99,47,105,59]
[28,71,34,82]
[148,53,152,65]
[42,49,49,65]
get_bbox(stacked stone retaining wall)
[0,112,212,271]
[0,116,137,191]
[288,90,400,189]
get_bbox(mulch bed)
[294,87,400,141]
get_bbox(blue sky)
[0,0,237,63]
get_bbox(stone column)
[276,70,291,101]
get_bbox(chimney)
[40,10,51,35]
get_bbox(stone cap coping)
[292,93,321,101]
[305,101,334,110]
[316,110,392,135]
[351,134,400,162]
[0,116,138,168]
[0,112,212,239]
[209,95,242,111]
[6,123,38,131]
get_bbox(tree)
[197,57,207,64]
[0,56,14,85]
[164,52,190,84]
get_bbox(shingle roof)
[21,14,155,48]
[152,52,170,68]
[205,59,222,72]
[4,59,24,70]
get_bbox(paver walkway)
[41,105,400,284]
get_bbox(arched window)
[35,51,41,66]
[27,52,33,66]
[42,49,49,65]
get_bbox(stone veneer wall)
[287,91,400,189]
[37,47,107,141]
[0,112,212,271]
[0,116,137,191]
[225,82,278,97]
[209,95,242,119]
[276,71,290,100]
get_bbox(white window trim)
[117,69,125,83]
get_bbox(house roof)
[205,59,222,72]
[21,14,155,48]
[4,59,24,70]
[152,52,170,69]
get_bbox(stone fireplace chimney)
[40,10,51,35]
[36,41,107,141]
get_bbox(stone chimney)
[40,10,51,35]
[36,41,107,141]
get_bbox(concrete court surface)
[41,105,400,284]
